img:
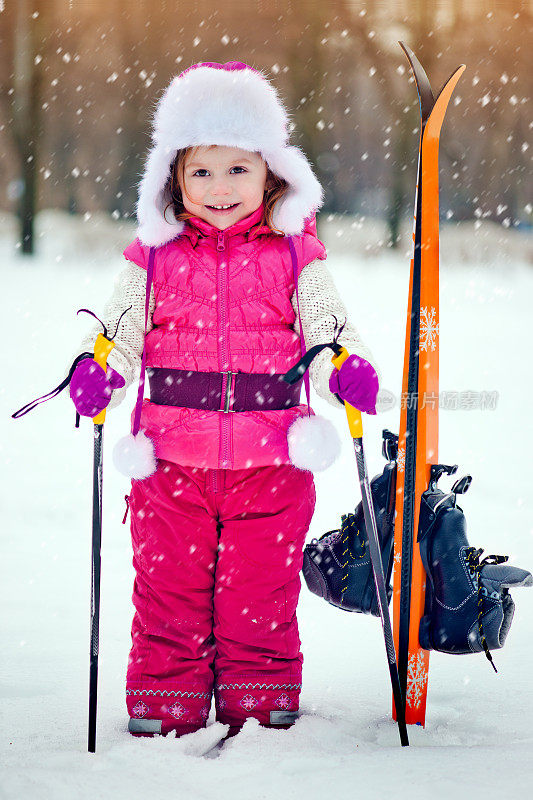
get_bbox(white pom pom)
[287,414,341,472]
[112,431,157,479]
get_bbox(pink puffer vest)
[123,205,326,470]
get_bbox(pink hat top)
[178,61,258,77]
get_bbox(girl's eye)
[190,166,247,177]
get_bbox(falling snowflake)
[420,306,439,352]
[275,694,291,709]
[239,694,258,711]
[132,700,149,717]
[168,702,187,719]
[394,549,402,565]
[406,651,428,709]
[396,446,405,473]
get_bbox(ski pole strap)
[132,246,156,437]
[288,236,311,416]
[12,352,93,419]
[283,342,339,384]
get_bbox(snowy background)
[2,212,532,799]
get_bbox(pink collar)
[181,204,275,246]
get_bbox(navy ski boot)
[418,464,532,670]
[302,430,397,615]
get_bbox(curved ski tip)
[397,41,435,121]
[435,64,466,101]
[398,41,416,63]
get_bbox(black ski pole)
[332,347,409,747]
[88,422,104,753]
[87,332,116,753]
[11,306,127,753]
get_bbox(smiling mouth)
[205,203,240,212]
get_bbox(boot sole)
[128,718,205,737]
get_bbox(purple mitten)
[69,359,125,417]
[329,355,379,415]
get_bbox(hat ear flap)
[264,146,323,236]
[136,145,185,247]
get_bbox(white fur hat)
[136,61,324,246]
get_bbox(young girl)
[72,61,379,738]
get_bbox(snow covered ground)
[2,212,532,799]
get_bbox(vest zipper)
[216,231,232,469]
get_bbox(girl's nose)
[211,180,232,196]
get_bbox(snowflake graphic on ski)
[419,306,439,352]
[396,446,405,473]
[406,652,429,709]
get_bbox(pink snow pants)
[126,460,315,735]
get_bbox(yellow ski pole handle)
[92,333,115,425]
[331,346,364,440]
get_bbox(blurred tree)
[10,0,44,254]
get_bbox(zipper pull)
[122,495,130,525]
[217,232,225,251]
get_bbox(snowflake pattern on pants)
[406,651,429,709]
[275,694,291,709]
[239,694,259,711]
[132,700,149,717]
[200,705,210,720]
[420,306,439,352]
[168,702,187,719]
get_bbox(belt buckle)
[219,371,236,413]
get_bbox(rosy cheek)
[182,185,202,205]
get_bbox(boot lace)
[464,547,509,673]
[312,513,366,553]
[340,513,366,560]
[311,530,340,547]
[339,513,366,606]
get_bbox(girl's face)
[179,145,268,230]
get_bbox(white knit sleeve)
[76,263,155,409]
[291,259,380,409]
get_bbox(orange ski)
[392,43,465,726]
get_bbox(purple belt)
[147,367,303,412]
